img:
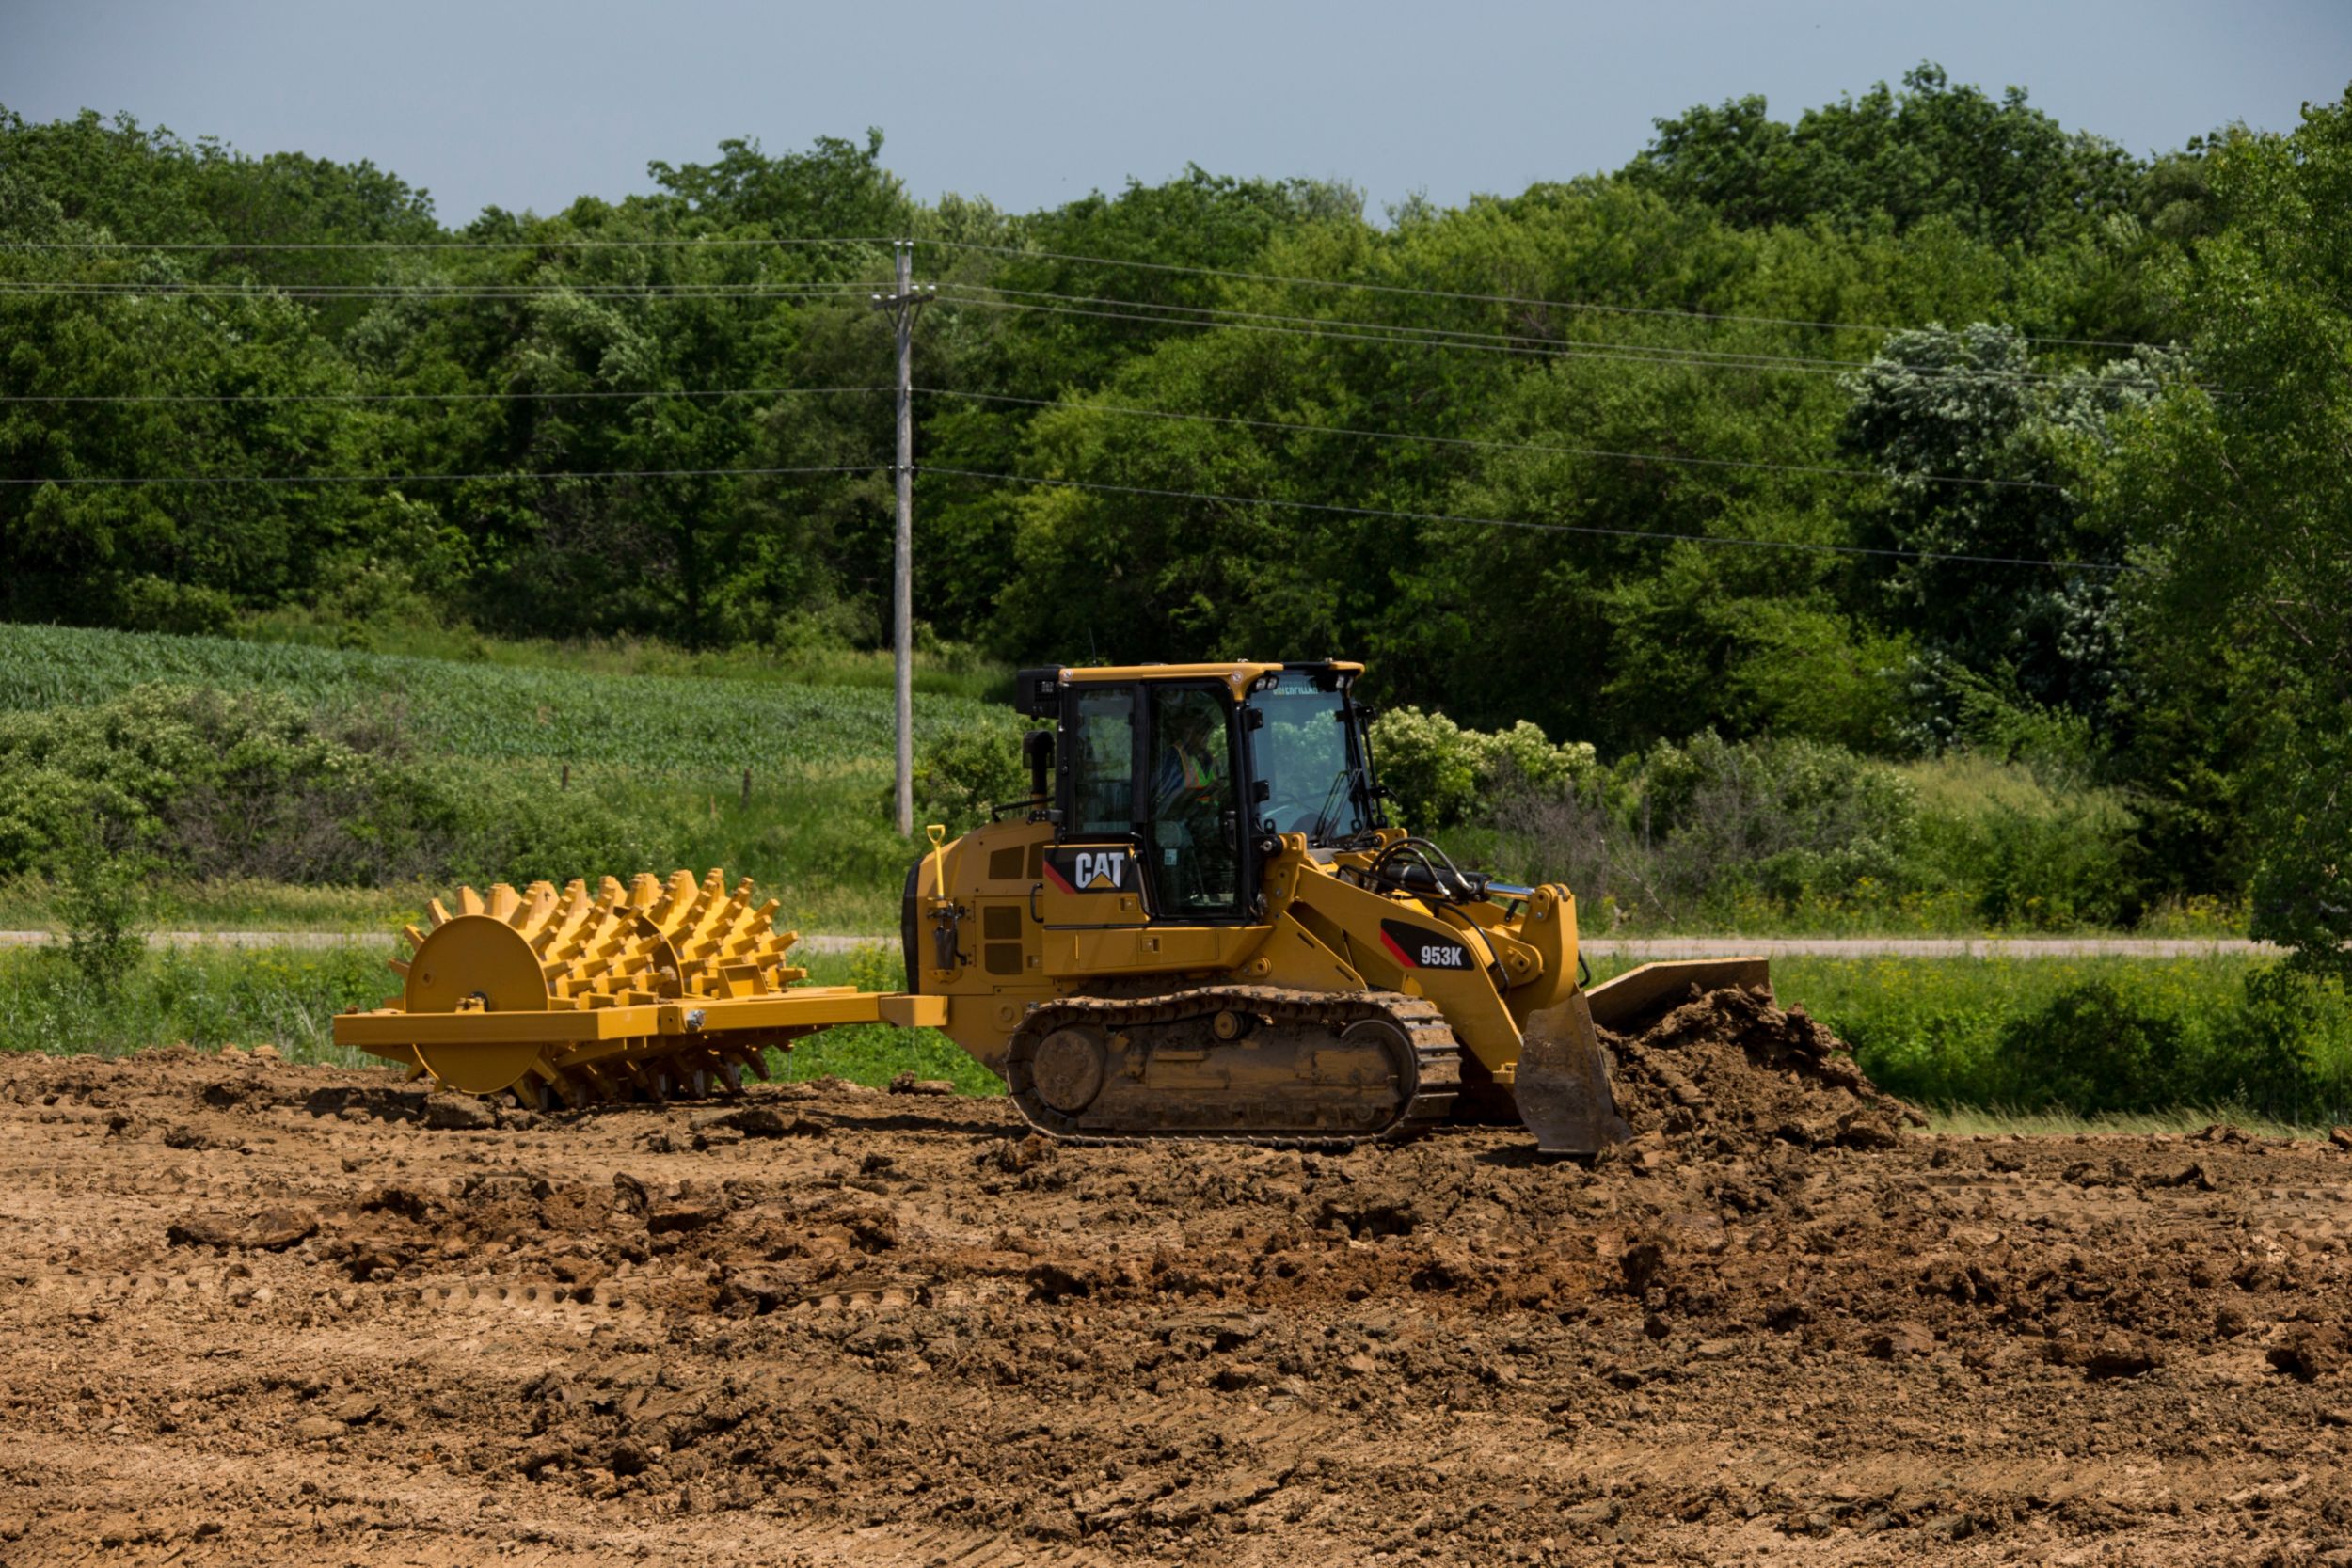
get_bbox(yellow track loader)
[333,659,1766,1153]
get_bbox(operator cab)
[1014,660,1385,924]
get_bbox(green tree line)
[4,66,2349,970]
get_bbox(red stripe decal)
[1042,860,1074,894]
[1379,929,1414,968]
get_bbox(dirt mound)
[1603,984,1921,1155]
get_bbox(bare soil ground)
[7,998,2352,1566]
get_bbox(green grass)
[770,944,1001,1095]
[234,610,1017,704]
[1767,954,2352,1126]
[1922,1104,2329,1139]
[0,942,391,1068]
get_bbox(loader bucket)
[1583,957,1772,1035]
[1514,990,1631,1156]
[1514,957,1772,1155]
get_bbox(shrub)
[117,576,237,638]
[1643,732,1917,908]
[1369,706,1597,832]
[0,683,650,892]
[896,717,1030,836]
[55,828,147,997]
[1994,980,2184,1114]
[1494,731,1917,925]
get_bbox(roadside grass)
[765,944,1000,1096]
[0,938,995,1095]
[0,874,426,933]
[8,939,2346,1127]
[1766,955,2352,1128]
[0,942,389,1068]
[1922,1103,2331,1139]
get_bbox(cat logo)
[1044,846,1131,894]
[1378,918,1476,971]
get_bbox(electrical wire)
[5,236,896,252]
[916,465,2136,573]
[0,375,2076,492]
[919,236,2161,353]
[0,386,890,405]
[913,387,2067,492]
[0,464,882,488]
[2,230,2160,350]
[0,377,2065,493]
[0,280,878,301]
[952,280,2003,377]
[930,288,2173,389]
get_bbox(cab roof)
[1057,661,1363,702]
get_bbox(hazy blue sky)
[5,0,2346,225]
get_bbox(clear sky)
[4,0,2346,226]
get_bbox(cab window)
[1247,669,1374,842]
[1145,686,1241,918]
[1068,687,1136,836]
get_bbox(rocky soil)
[6,994,2352,1564]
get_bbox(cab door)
[1141,683,1249,924]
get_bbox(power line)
[0,263,2173,386]
[0,464,882,488]
[919,237,2160,353]
[917,465,2134,574]
[914,387,2067,492]
[5,236,896,253]
[938,282,2148,387]
[2,230,2160,351]
[0,385,890,405]
[932,287,2166,388]
[0,377,2068,490]
[0,280,877,301]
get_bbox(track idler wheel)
[1028,1026,1107,1116]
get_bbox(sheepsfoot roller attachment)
[333,868,944,1108]
[1513,957,1772,1155]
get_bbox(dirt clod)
[422,1093,499,1131]
[888,1071,956,1096]
[165,1205,319,1251]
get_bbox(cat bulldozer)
[332,659,1766,1153]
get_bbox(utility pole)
[873,241,934,836]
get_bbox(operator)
[1151,705,1227,819]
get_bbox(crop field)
[0,623,997,781]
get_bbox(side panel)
[917,817,1063,1077]
[1037,842,1152,927]
[1044,923,1264,978]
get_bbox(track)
[1004,986,1459,1147]
[6,1043,2352,1565]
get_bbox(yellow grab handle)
[926,824,948,897]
